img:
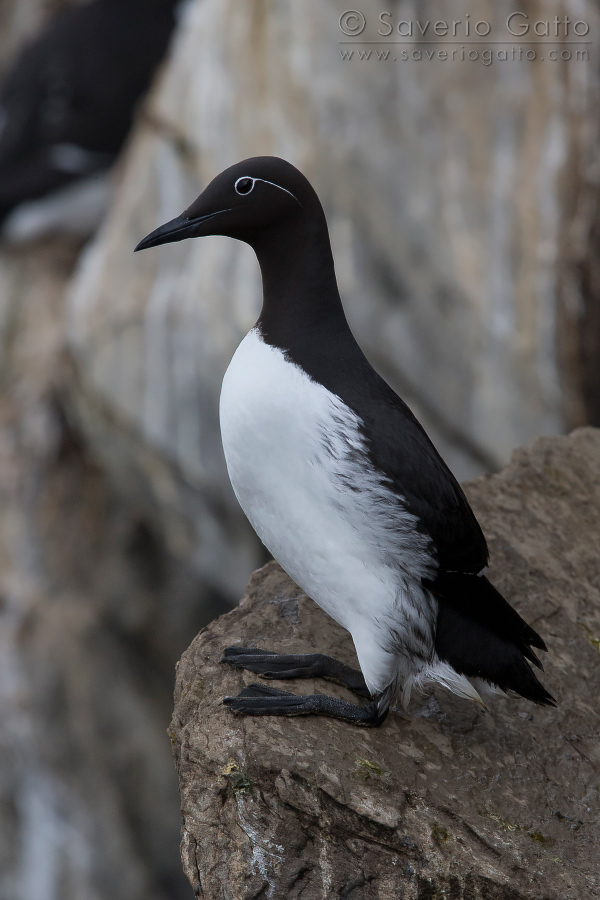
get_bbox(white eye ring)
[235,176,255,196]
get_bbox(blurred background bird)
[0,0,180,243]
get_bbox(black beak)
[134,209,230,252]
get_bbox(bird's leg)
[223,682,391,727]
[221,646,370,697]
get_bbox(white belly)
[219,328,435,693]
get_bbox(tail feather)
[428,572,555,707]
[522,645,543,670]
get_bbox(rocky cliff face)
[0,237,207,899]
[171,429,600,900]
[0,3,205,895]
[1,1,600,899]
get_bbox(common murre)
[135,156,555,727]
[0,0,180,243]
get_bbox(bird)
[135,156,555,727]
[0,0,180,243]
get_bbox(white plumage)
[220,328,485,706]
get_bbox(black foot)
[221,647,370,698]
[223,683,388,727]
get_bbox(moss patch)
[221,761,254,793]
[431,824,451,844]
[489,813,548,844]
[355,757,391,778]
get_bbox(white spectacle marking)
[256,178,303,206]
[234,176,254,195]
[234,175,302,207]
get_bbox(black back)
[260,276,553,705]
[258,255,553,705]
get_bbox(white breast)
[219,328,436,694]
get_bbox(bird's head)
[134,156,319,253]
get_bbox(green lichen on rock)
[489,813,548,845]
[431,824,451,845]
[355,757,390,778]
[581,623,600,652]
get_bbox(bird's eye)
[235,177,254,195]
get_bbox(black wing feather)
[350,366,553,704]
[266,320,552,703]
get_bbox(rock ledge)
[171,430,600,899]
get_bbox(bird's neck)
[252,217,349,346]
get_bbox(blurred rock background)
[0,0,598,898]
